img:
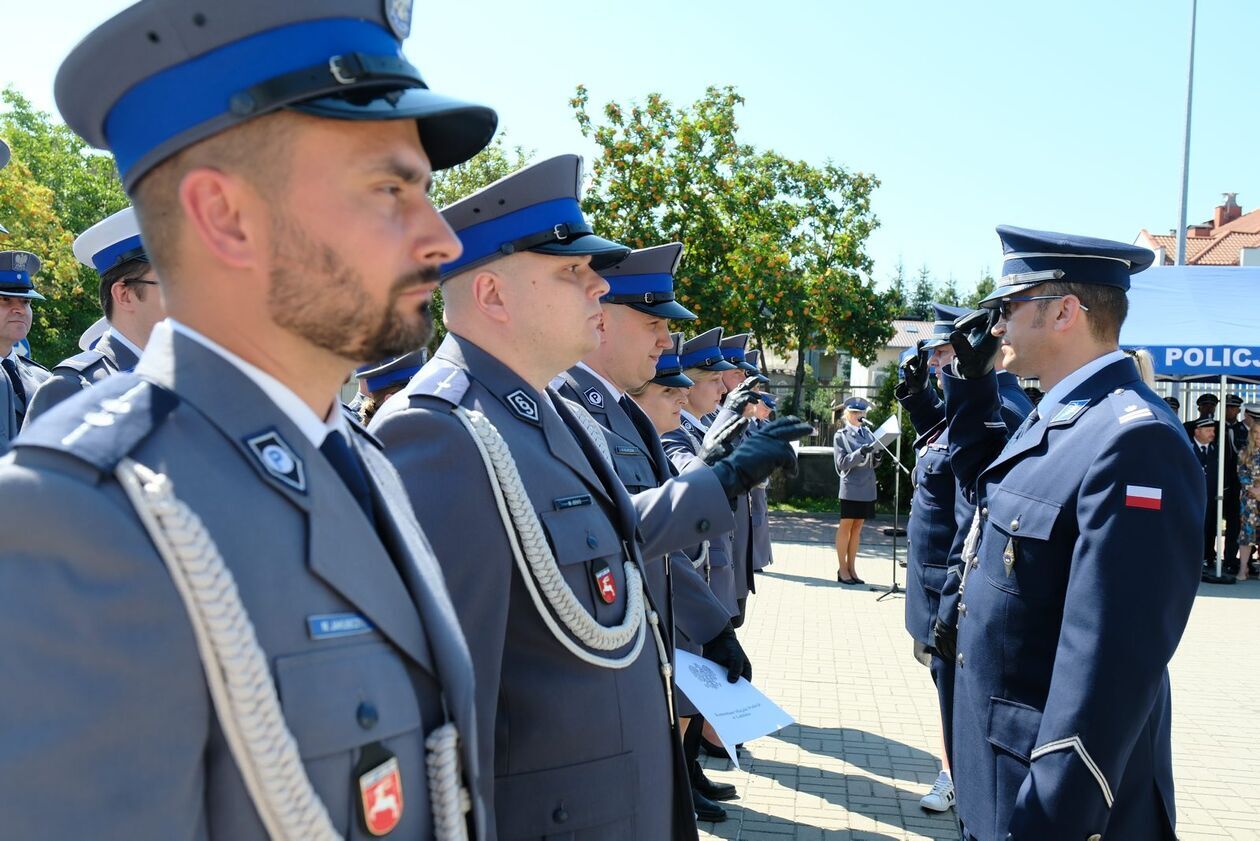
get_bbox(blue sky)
[7,0,1257,296]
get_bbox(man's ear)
[178,167,263,270]
[471,269,511,325]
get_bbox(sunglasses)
[997,295,1090,320]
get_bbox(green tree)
[908,265,935,320]
[965,271,996,309]
[887,258,908,316]
[939,274,961,307]
[2,87,129,363]
[572,84,895,411]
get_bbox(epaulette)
[18,356,50,374]
[52,349,108,375]
[1106,389,1157,427]
[405,360,469,407]
[13,375,179,472]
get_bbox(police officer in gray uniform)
[943,226,1203,840]
[372,155,722,840]
[745,349,775,574]
[0,2,498,838]
[25,207,165,424]
[0,251,52,430]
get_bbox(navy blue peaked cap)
[924,303,967,348]
[356,348,426,391]
[600,242,695,320]
[981,225,1156,307]
[0,251,46,301]
[720,332,761,374]
[54,0,498,190]
[651,333,694,388]
[440,155,629,279]
[745,349,770,383]
[679,327,738,372]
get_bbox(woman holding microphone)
[833,397,880,584]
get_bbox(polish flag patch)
[1125,485,1162,510]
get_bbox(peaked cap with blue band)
[651,332,694,389]
[439,154,629,279]
[0,251,46,301]
[599,242,695,320]
[356,348,426,392]
[679,327,737,372]
[923,302,967,349]
[745,349,770,384]
[980,225,1156,308]
[720,332,761,374]
[74,206,147,275]
[54,0,498,190]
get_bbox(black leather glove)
[931,618,957,662]
[710,416,813,497]
[699,415,749,466]
[858,442,876,456]
[899,339,931,396]
[702,623,752,683]
[948,307,1002,379]
[722,377,764,415]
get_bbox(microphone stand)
[862,415,910,601]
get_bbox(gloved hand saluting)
[722,377,765,416]
[709,416,813,498]
[948,307,1002,379]
[700,415,750,466]
[702,623,752,683]
[899,339,931,396]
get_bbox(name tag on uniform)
[614,446,639,457]
[554,494,592,510]
[307,612,375,640]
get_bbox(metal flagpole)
[1174,0,1197,268]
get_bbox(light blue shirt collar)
[1037,349,1127,420]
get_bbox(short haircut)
[130,111,299,280]
[98,257,152,320]
[1035,280,1128,343]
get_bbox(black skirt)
[839,498,875,520]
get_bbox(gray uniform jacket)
[704,405,758,600]
[555,366,732,651]
[833,424,881,502]
[5,352,50,429]
[370,334,696,841]
[0,324,484,841]
[662,418,740,618]
[25,330,141,425]
[0,375,16,450]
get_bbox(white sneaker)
[920,770,955,812]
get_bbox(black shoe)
[851,576,866,585]
[837,573,857,585]
[692,788,727,822]
[692,769,738,802]
[700,736,729,758]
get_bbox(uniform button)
[956,652,965,667]
[356,701,379,730]
[959,604,967,615]
[980,506,988,517]
[697,519,711,533]
[1009,518,1020,532]
[586,532,599,549]
[1087,835,1101,841]
[552,807,569,824]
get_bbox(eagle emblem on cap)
[384,0,413,38]
[12,253,27,270]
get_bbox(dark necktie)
[619,394,666,478]
[3,357,27,408]
[320,430,376,524]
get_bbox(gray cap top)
[0,251,46,301]
[55,0,496,189]
[679,326,738,371]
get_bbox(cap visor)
[921,338,950,349]
[2,290,45,301]
[627,300,698,320]
[737,361,760,374]
[753,373,770,384]
[979,280,1045,308]
[290,88,497,170]
[0,222,8,234]
[652,372,694,388]
[532,233,631,271]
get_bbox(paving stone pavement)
[694,512,1260,841]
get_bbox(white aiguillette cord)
[115,457,469,841]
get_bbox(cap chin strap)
[229,52,426,116]
[602,291,678,305]
[497,221,595,256]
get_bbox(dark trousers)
[1224,487,1241,573]
[1204,502,1218,562]
[929,653,955,768]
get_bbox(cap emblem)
[384,0,413,38]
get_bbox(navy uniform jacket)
[5,352,50,429]
[662,417,740,619]
[25,330,141,425]
[703,403,756,600]
[555,366,732,651]
[944,356,1202,841]
[371,334,694,841]
[0,323,484,840]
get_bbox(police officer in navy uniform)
[1184,392,1217,439]
[942,226,1203,840]
[1189,417,1221,566]
[0,2,497,838]
[0,251,52,431]
[25,207,166,424]
[354,349,427,425]
[371,156,794,840]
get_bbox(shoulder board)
[1106,389,1157,426]
[13,376,179,472]
[19,356,50,374]
[405,360,469,407]
[53,349,109,374]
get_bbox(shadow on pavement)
[782,724,941,782]
[699,804,903,840]
[1196,579,1260,600]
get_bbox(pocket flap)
[539,504,623,566]
[275,642,421,759]
[986,696,1043,762]
[986,486,1061,541]
[495,752,636,836]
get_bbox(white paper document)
[673,650,795,768]
[873,413,901,447]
